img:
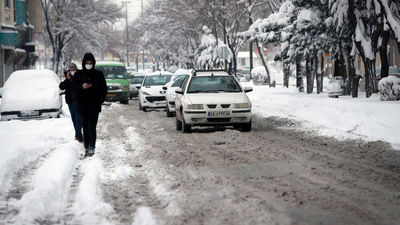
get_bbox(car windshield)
[131,76,145,84]
[187,76,242,93]
[172,75,188,87]
[97,66,128,79]
[389,67,400,75]
[143,75,172,86]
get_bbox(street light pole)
[122,1,131,67]
[141,0,145,71]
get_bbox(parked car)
[96,61,130,104]
[0,69,62,121]
[175,70,253,133]
[138,71,173,112]
[376,66,400,81]
[237,67,251,81]
[164,75,190,117]
[130,75,146,99]
[327,76,345,98]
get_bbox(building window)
[5,0,11,8]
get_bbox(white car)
[0,69,63,121]
[327,76,344,98]
[138,71,173,112]
[175,70,253,133]
[164,70,192,117]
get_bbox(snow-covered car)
[130,75,145,98]
[138,71,173,112]
[175,70,253,133]
[164,75,190,117]
[327,76,345,98]
[0,69,63,121]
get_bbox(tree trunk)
[316,53,323,94]
[306,57,313,94]
[256,41,271,85]
[379,30,390,79]
[296,61,304,92]
[344,48,358,97]
[283,62,290,88]
[364,58,376,98]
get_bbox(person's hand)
[82,83,92,89]
[66,71,71,80]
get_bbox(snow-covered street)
[1,93,400,225]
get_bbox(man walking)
[75,53,107,157]
[59,63,83,142]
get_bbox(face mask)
[85,64,93,70]
[70,71,76,76]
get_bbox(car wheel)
[120,99,129,104]
[182,115,192,133]
[142,107,147,112]
[176,117,182,131]
[166,106,173,117]
[241,120,252,132]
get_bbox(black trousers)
[79,110,99,149]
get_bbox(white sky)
[112,0,151,23]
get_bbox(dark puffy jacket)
[75,53,107,113]
[59,71,80,104]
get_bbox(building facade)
[0,0,40,87]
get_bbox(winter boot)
[88,147,95,157]
[84,148,90,158]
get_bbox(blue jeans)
[68,103,83,139]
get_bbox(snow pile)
[251,66,269,85]
[73,158,114,225]
[0,118,74,194]
[0,69,61,112]
[14,142,80,224]
[378,75,400,101]
[173,69,192,76]
[131,207,157,225]
[245,84,400,149]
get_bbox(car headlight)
[121,85,130,90]
[186,104,204,110]
[141,91,151,95]
[234,103,251,108]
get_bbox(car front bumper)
[141,95,167,108]
[182,109,252,126]
[0,109,61,121]
[106,91,129,101]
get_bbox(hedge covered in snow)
[378,76,400,101]
[251,66,269,85]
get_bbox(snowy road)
[1,99,400,225]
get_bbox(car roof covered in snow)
[193,70,230,76]
[96,61,125,67]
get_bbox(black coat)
[75,53,107,113]
[59,72,79,104]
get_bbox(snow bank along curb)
[13,141,80,224]
[246,84,400,149]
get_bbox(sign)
[15,0,26,26]
[0,32,18,46]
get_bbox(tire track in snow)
[7,141,80,225]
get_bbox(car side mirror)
[175,88,183,95]
[162,86,168,90]
[136,85,141,89]
[244,87,253,93]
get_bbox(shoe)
[88,147,95,157]
[75,137,83,143]
[84,150,90,158]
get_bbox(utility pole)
[122,1,131,66]
[141,0,145,71]
[223,0,227,72]
[249,0,253,74]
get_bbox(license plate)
[208,111,230,117]
[155,102,166,106]
[107,94,117,97]
[20,110,39,117]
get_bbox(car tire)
[182,115,191,133]
[176,117,182,131]
[166,106,174,117]
[241,120,252,132]
[142,107,147,112]
[120,99,129,104]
